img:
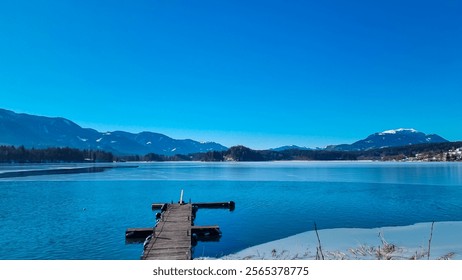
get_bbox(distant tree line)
[0,145,114,163]
[2,141,461,163]
[133,142,462,162]
[116,146,359,162]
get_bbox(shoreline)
[0,165,137,179]
[221,221,462,260]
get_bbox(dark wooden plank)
[193,201,235,210]
[125,228,153,239]
[151,203,164,210]
[191,225,220,230]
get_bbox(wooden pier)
[142,203,193,260]
[126,190,234,260]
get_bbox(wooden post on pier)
[179,189,184,205]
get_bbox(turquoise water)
[1,162,462,259]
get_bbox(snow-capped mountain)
[327,128,448,151]
[0,109,227,155]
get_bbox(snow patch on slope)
[379,128,417,135]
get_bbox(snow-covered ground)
[222,221,462,260]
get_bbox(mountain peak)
[329,128,448,151]
[378,128,418,135]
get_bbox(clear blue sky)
[1,0,461,149]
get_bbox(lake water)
[1,161,462,259]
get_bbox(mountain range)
[0,109,450,155]
[326,128,448,151]
[0,109,227,156]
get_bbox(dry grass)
[314,222,324,260]
[437,252,455,260]
[222,223,457,260]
